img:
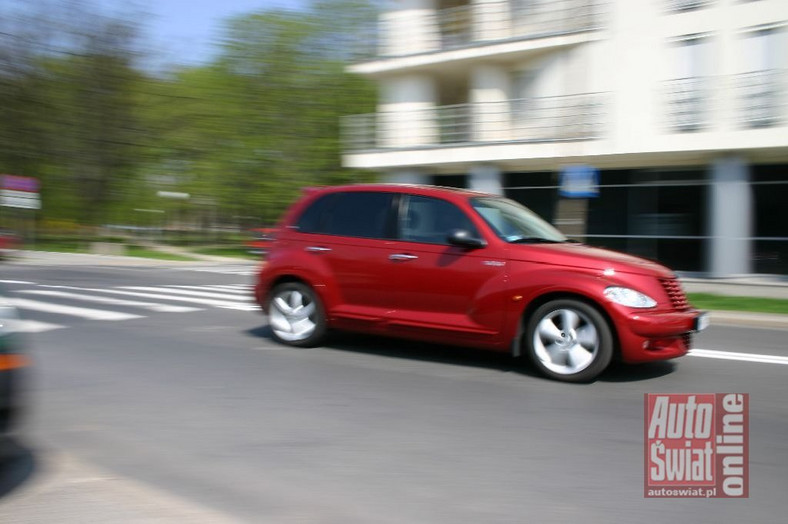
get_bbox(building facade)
[342,0,788,276]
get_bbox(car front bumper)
[612,308,708,363]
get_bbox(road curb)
[709,310,788,330]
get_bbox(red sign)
[645,393,748,498]
[1,174,39,193]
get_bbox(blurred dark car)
[0,230,20,259]
[246,227,276,257]
[0,297,27,435]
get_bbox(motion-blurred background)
[1,0,787,277]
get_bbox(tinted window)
[297,193,338,233]
[399,195,479,244]
[299,191,395,239]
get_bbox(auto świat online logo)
[644,393,749,498]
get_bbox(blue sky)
[123,0,307,65]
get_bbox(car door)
[292,190,398,326]
[382,194,509,344]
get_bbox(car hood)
[508,242,675,278]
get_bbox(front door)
[383,194,508,345]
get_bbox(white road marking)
[0,280,35,284]
[77,288,257,311]
[689,348,788,366]
[163,285,251,296]
[121,286,252,302]
[18,290,201,313]
[5,319,65,333]
[6,298,143,321]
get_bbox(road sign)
[1,189,41,209]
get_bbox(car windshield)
[470,197,569,244]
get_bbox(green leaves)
[0,0,378,231]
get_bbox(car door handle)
[389,253,418,261]
[305,246,332,253]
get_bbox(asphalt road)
[0,260,786,523]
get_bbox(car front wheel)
[267,282,326,347]
[524,299,613,382]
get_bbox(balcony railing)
[663,78,708,132]
[342,94,606,152]
[371,0,602,60]
[735,70,784,129]
[665,0,713,13]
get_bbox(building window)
[664,36,710,132]
[736,27,784,128]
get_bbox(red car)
[254,184,707,382]
[0,230,20,259]
[246,228,276,257]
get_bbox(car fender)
[504,265,616,345]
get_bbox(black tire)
[524,299,613,382]
[267,282,327,348]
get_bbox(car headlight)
[603,286,657,308]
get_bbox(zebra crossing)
[173,265,258,276]
[1,281,257,334]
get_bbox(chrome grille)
[660,278,690,311]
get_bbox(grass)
[124,245,198,261]
[189,246,258,259]
[687,293,788,315]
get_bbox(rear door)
[293,190,398,324]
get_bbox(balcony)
[664,0,713,13]
[735,70,784,129]
[663,78,708,132]
[372,0,602,60]
[342,93,606,152]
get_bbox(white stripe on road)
[689,348,788,366]
[163,285,251,296]
[18,290,201,313]
[121,286,252,302]
[0,280,36,285]
[5,319,65,333]
[6,298,143,321]
[76,288,257,311]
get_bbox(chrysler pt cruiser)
[254,184,707,382]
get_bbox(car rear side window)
[297,192,395,239]
[399,195,479,244]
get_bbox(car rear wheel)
[524,299,613,382]
[268,282,326,347]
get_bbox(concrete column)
[380,75,438,148]
[708,157,753,277]
[379,0,439,56]
[470,64,510,142]
[386,170,426,185]
[472,0,511,41]
[468,165,503,195]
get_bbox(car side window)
[399,195,480,245]
[298,191,395,239]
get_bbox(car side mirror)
[447,229,486,249]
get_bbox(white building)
[343,0,788,276]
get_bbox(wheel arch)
[513,291,620,359]
[263,274,323,313]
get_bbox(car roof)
[303,183,492,199]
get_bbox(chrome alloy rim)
[532,308,599,375]
[269,290,317,342]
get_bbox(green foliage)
[0,0,379,231]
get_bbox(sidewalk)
[0,445,237,523]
